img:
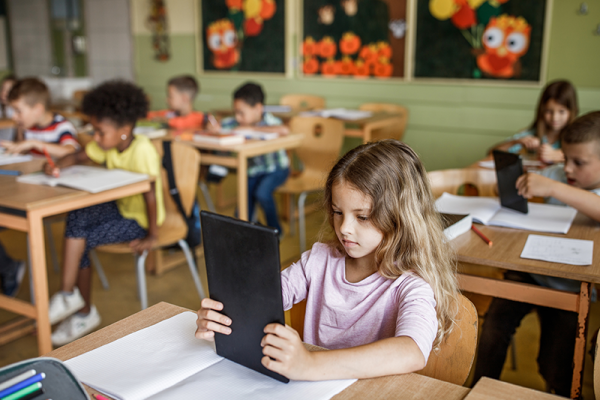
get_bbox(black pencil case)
[0,357,90,400]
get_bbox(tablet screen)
[493,150,528,214]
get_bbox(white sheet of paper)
[520,234,593,265]
[65,312,224,400]
[435,193,500,225]
[489,202,577,234]
[147,357,356,400]
[0,153,32,165]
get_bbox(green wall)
[133,3,600,172]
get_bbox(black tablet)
[200,211,289,383]
[492,150,528,214]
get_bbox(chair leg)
[26,235,34,305]
[510,334,517,370]
[178,239,206,300]
[89,250,110,290]
[298,192,309,253]
[289,194,296,236]
[44,219,60,274]
[135,250,149,310]
[199,181,216,213]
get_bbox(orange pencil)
[43,147,55,169]
[471,224,493,247]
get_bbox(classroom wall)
[131,0,600,171]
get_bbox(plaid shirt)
[221,112,290,177]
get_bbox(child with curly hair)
[44,81,165,346]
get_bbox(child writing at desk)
[489,80,578,164]
[0,77,79,157]
[43,81,165,346]
[473,111,600,396]
[196,140,460,380]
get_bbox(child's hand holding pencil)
[43,148,60,178]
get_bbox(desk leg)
[238,155,248,220]
[571,282,591,399]
[28,212,52,355]
[362,125,371,144]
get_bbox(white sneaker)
[51,305,101,346]
[48,287,85,325]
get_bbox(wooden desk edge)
[465,377,565,399]
[46,302,470,400]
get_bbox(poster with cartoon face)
[414,0,548,81]
[202,0,285,73]
[301,0,407,79]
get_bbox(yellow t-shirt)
[85,135,165,229]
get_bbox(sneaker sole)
[51,316,101,347]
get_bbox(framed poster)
[301,0,408,79]
[413,0,549,82]
[200,0,286,74]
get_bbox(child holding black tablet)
[196,140,459,380]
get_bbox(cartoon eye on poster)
[414,0,548,81]
[201,0,285,73]
[302,0,407,79]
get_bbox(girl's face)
[90,117,131,151]
[543,98,571,132]
[331,181,384,262]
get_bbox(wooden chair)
[416,294,478,385]
[92,140,206,309]
[276,116,345,252]
[288,294,477,386]
[359,103,409,142]
[279,94,325,112]
[594,339,600,400]
[428,168,497,198]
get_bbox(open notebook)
[299,108,373,121]
[435,192,577,234]
[65,312,355,400]
[17,166,148,193]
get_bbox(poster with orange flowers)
[301,0,407,79]
[201,0,285,73]
[414,0,548,81]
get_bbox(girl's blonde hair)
[533,80,578,139]
[321,140,459,349]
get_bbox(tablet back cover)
[200,211,289,383]
[493,150,528,214]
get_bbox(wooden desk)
[47,302,470,400]
[453,212,600,399]
[0,161,152,355]
[466,377,566,399]
[174,133,304,220]
[0,118,15,130]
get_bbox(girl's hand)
[518,136,540,151]
[129,234,157,254]
[539,144,565,164]
[261,323,315,380]
[516,172,555,199]
[195,298,232,341]
[43,162,60,177]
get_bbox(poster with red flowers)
[414,0,548,81]
[201,0,285,73]
[301,0,407,79]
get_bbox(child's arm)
[516,172,600,222]
[488,136,540,154]
[539,144,565,164]
[129,183,158,253]
[2,140,77,157]
[196,299,426,380]
[43,148,90,176]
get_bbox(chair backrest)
[288,116,345,177]
[359,102,409,141]
[416,294,478,385]
[152,139,201,217]
[280,94,326,112]
[428,168,497,199]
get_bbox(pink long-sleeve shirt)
[281,242,438,362]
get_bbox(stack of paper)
[299,108,373,121]
[435,192,577,234]
[65,312,356,400]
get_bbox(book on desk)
[16,165,148,193]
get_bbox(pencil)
[43,148,55,169]
[471,224,493,247]
[93,394,111,400]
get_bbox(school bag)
[162,140,202,249]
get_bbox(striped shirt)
[25,114,79,154]
[221,112,289,177]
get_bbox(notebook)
[132,126,167,139]
[16,165,148,193]
[65,312,356,400]
[0,148,33,166]
[441,213,472,241]
[227,128,279,141]
[200,211,287,383]
[435,193,577,234]
[193,130,245,145]
[299,108,373,121]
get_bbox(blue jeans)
[248,168,289,234]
